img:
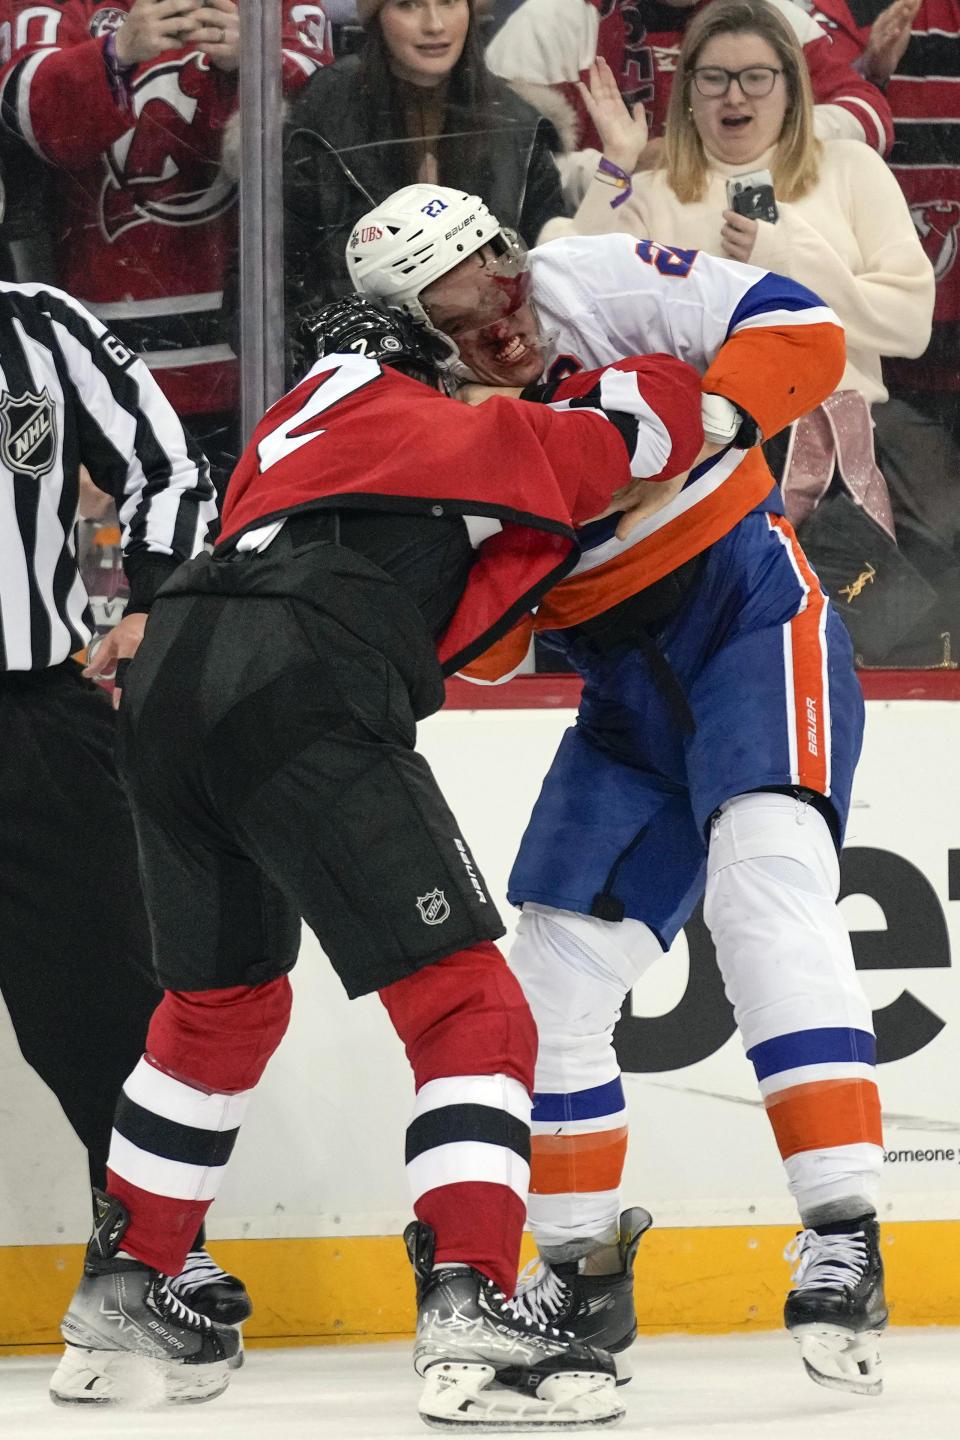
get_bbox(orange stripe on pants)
[765,1078,882,1159]
[530,1127,628,1195]
[770,516,830,796]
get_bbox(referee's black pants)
[0,663,162,1192]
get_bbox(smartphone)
[726,170,779,225]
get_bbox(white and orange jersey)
[463,233,845,680]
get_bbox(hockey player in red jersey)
[352,183,888,1397]
[0,1,333,490]
[486,0,893,184]
[55,294,706,1425]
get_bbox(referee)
[0,279,250,1369]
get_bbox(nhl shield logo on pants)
[417,889,450,925]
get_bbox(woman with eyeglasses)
[549,0,935,665]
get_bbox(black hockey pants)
[0,663,162,1192]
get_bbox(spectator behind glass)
[282,0,569,339]
[549,0,939,665]
[797,0,958,435]
[485,0,894,205]
[0,1,333,498]
[794,1,960,660]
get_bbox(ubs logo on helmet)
[911,201,960,282]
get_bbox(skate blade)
[612,1344,633,1387]
[228,1326,246,1370]
[49,1345,231,1407]
[790,1324,883,1396]
[418,1362,625,1430]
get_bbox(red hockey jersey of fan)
[793,0,960,395]
[0,1,333,417]
[486,0,892,157]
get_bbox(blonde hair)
[662,0,821,204]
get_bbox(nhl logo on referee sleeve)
[417,889,450,925]
[0,389,57,478]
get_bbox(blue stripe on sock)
[747,1027,876,1080]
[531,1076,626,1123]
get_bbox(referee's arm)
[44,286,218,613]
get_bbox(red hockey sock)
[106,978,293,1276]
[380,944,536,1294]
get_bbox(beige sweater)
[546,140,935,406]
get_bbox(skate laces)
[167,1249,233,1300]
[503,1261,572,1331]
[785,1228,868,1290]
[155,1276,214,1331]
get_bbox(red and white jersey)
[794,0,960,394]
[486,0,892,156]
[0,1,333,415]
[462,233,846,679]
[217,349,704,674]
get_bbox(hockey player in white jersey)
[349,184,888,1397]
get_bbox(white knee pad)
[508,903,663,1094]
[704,792,872,1043]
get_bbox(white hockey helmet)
[346,184,508,326]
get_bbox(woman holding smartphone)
[548,0,935,663]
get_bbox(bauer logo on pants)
[417,889,450,925]
[0,389,57,478]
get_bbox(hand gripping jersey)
[462,232,846,680]
[486,0,892,156]
[0,1,333,416]
[216,350,704,674]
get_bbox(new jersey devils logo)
[99,57,236,242]
[291,4,331,54]
[911,201,960,283]
[89,7,127,38]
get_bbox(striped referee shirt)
[0,280,216,670]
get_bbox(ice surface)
[2,1329,957,1438]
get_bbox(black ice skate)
[405,1221,624,1430]
[506,1208,653,1384]
[783,1213,888,1396]
[50,1190,240,1407]
[168,1247,252,1369]
[168,1248,252,1325]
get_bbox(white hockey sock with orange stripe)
[705,791,883,1218]
[508,903,662,1256]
